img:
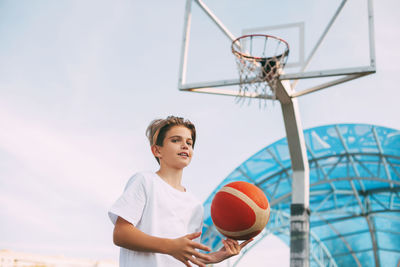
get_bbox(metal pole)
[195,0,237,42]
[178,0,193,87]
[274,79,310,267]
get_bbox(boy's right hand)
[167,232,212,267]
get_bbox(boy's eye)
[187,142,193,146]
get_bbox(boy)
[109,116,252,267]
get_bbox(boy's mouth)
[178,152,189,157]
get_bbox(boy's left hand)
[206,238,253,264]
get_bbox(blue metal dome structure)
[201,124,400,267]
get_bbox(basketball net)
[232,34,289,106]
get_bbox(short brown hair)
[146,116,196,163]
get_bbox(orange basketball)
[210,181,270,240]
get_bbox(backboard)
[178,0,376,99]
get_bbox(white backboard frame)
[178,0,376,99]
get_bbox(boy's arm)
[199,238,253,264]
[113,217,212,267]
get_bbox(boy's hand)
[204,238,253,264]
[167,232,212,267]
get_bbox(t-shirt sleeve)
[108,173,147,226]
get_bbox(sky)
[0,0,399,266]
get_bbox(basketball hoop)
[232,34,289,102]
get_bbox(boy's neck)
[156,168,185,192]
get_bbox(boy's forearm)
[113,219,171,255]
[198,251,225,264]
[113,217,212,267]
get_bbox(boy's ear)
[151,145,162,158]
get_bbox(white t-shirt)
[108,172,204,267]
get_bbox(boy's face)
[153,125,194,169]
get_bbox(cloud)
[0,107,142,203]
